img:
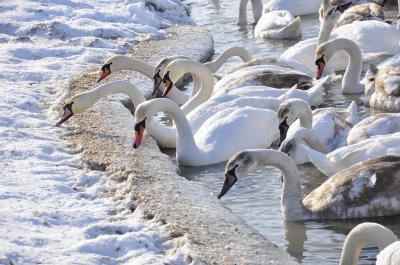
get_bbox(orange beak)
[316,62,325,80]
[162,79,173,98]
[97,68,111,83]
[132,126,144,149]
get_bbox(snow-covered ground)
[0,1,199,264]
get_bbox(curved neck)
[171,60,214,115]
[328,38,363,93]
[339,223,398,265]
[293,128,329,153]
[294,101,313,129]
[252,150,308,220]
[81,81,146,110]
[204,47,253,73]
[317,17,335,46]
[140,98,200,155]
[110,56,154,78]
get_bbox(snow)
[0,0,198,264]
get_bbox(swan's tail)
[345,100,359,126]
[302,144,339,177]
[276,16,302,39]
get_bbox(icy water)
[162,0,400,264]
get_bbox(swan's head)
[56,93,91,126]
[152,56,187,96]
[161,59,190,98]
[279,138,306,165]
[132,117,146,149]
[218,151,257,199]
[98,55,132,82]
[277,99,307,142]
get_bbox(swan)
[254,10,301,39]
[262,0,321,16]
[277,99,358,157]
[340,222,399,265]
[55,80,177,148]
[364,65,400,112]
[347,113,400,144]
[334,3,385,28]
[97,47,253,106]
[302,132,400,176]
[132,98,280,166]
[282,4,397,73]
[218,149,400,220]
[315,38,365,93]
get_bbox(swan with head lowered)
[218,149,400,220]
[277,99,358,164]
[364,65,400,112]
[347,113,400,145]
[282,2,396,73]
[300,132,400,176]
[97,47,253,107]
[132,98,280,166]
[339,222,399,265]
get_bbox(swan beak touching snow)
[315,55,325,80]
[56,102,74,127]
[132,118,146,149]
[97,62,112,83]
[218,169,237,199]
[152,70,162,96]
[161,71,173,98]
[278,117,289,146]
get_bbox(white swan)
[364,65,400,112]
[262,0,321,16]
[340,222,399,265]
[347,113,400,144]
[277,99,358,159]
[55,80,177,148]
[254,10,301,39]
[132,98,280,166]
[315,38,365,93]
[98,47,253,106]
[282,4,396,73]
[218,149,400,220]
[303,132,400,176]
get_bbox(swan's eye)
[63,101,74,112]
[153,69,161,80]
[368,77,375,82]
[101,62,112,72]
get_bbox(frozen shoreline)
[62,24,298,264]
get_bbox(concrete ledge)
[60,25,298,265]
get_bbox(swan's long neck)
[317,17,335,46]
[339,223,398,265]
[141,99,200,160]
[295,102,313,129]
[253,150,308,220]
[237,0,263,24]
[204,47,253,73]
[302,144,337,176]
[80,81,146,110]
[293,128,329,153]
[328,38,363,93]
[112,56,154,78]
[178,61,214,115]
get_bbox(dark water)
[164,1,400,264]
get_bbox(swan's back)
[377,241,400,265]
[303,156,400,219]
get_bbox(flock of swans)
[56,0,400,263]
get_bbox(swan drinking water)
[132,99,280,166]
[218,149,400,220]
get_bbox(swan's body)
[347,113,400,144]
[219,149,400,220]
[212,64,318,95]
[316,38,365,93]
[254,10,301,39]
[334,3,385,28]
[277,99,358,164]
[303,132,400,176]
[365,66,400,112]
[263,0,321,16]
[340,222,398,265]
[133,99,279,166]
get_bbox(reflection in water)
[157,0,400,263]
